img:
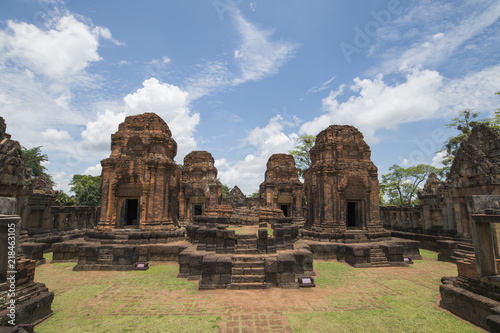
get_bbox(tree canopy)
[21,145,53,184]
[380,164,445,206]
[221,183,230,199]
[70,175,102,206]
[289,134,316,177]
[439,109,486,166]
[55,191,77,206]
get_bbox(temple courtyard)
[34,249,481,333]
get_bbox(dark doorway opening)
[347,202,358,228]
[125,199,139,226]
[194,204,203,216]
[280,204,290,217]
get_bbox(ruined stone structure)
[418,173,455,235]
[304,125,384,238]
[97,113,179,231]
[259,154,303,221]
[448,124,500,239]
[20,175,56,234]
[0,117,28,213]
[178,151,222,223]
[0,117,53,329]
[227,186,246,207]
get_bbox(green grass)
[36,258,207,333]
[35,251,479,332]
[43,251,53,261]
[420,249,439,260]
[287,258,476,333]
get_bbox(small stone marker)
[298,276,316,287]
[134,262,149,270]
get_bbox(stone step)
[456,243,474,252]
[238,239,258,245]
[371,257,389,263]
[237,234,258,240]
[99,254,113,259]
[97,259,113,264]
[234,249,259,255]
[232,261,265,269]
[236,244,258,249]
[232,275,266,283]
[232,268,265,275]
[232,255,266,262]
[371,262,391,267]
[229,282,269,290]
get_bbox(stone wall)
[97,113,179,231]
[448,124,500,239]
[304,125,383,235]
[178,151,222,223]
[259,154,304,221]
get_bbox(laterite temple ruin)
[3,112,500,330]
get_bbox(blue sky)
[1,0,499,194]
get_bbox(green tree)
[21,146,53,184]
[439,109,485,166]
[381,164,445,206]
[70,175,102,206]
[55,191,77,206]
[221,183,230,199]
[289,134,316,177]
[250,192,259,199]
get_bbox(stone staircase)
[450,242,475,262]
[369,246,390,267]
[235,233,258,254]
[97,247,113,265]
[230,256,269,289]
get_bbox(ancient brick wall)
[448,124,500,239]
[259,154,303,221]
[178,151,222,222]
[304,125,383,233]
[97,113,179,231]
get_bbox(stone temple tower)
[304,125,384,237]
[97,113,179,231]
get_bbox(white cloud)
[124,78,200,160]
[431,151,447,168]
[83,163,102,176]
[300,65,500,144]
[217,115,298,194]
[0,15,114,79]
[232,10,298,85]
[41,128,71,141]
[185,11,297,99]
[52,171,73,193]
[372,1,500,73]
[81,109,126,151]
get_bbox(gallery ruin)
[2,112,500,331]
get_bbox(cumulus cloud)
[124,78,200,160]
[41,128,72,141]
[300,65,500,144]
[83,163,102,176]
[81,109,126,151]
[217,115,298,194]
[0,15,115,79]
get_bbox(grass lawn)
[34,250,481,332]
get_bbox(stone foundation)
[178,242,314,290]
[0,259,53,327]
[440,276,500,331]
